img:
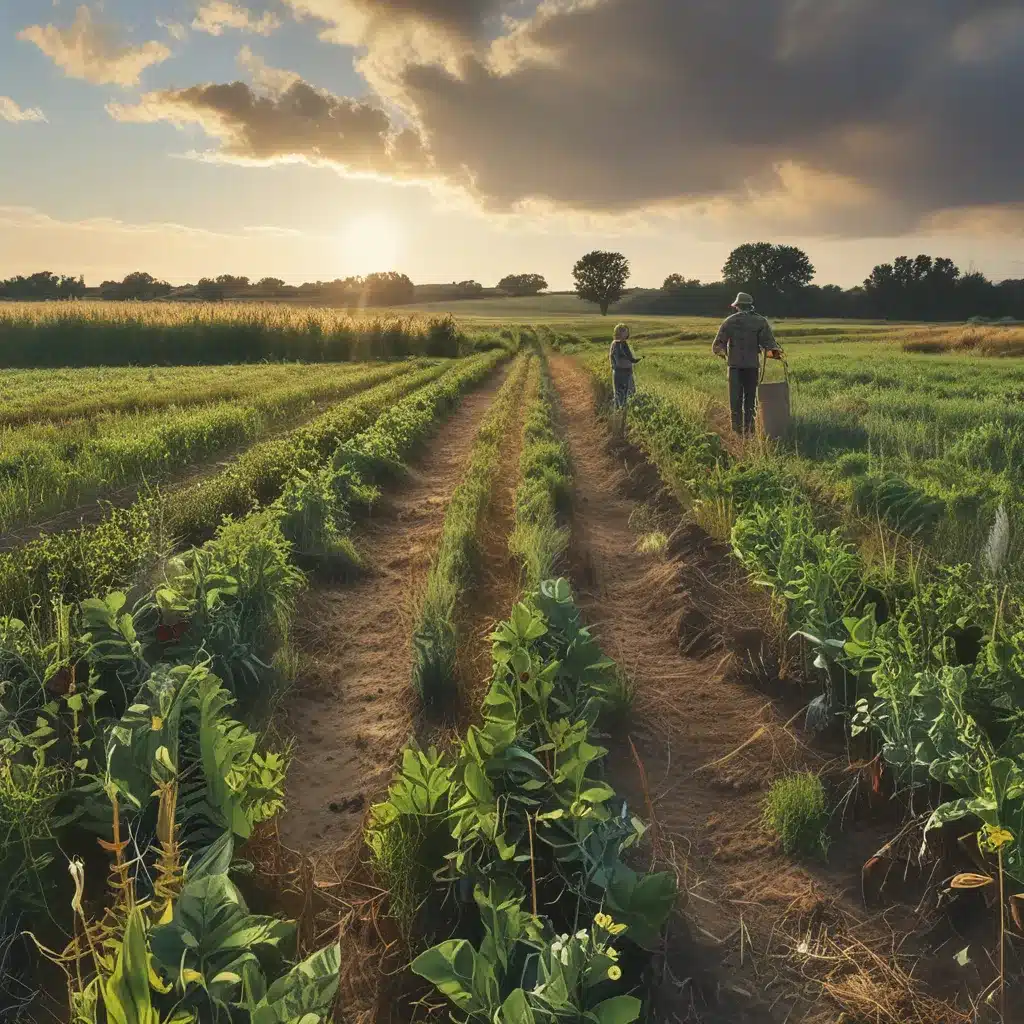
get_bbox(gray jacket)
[610,340,639,371]
[712,311,778,369]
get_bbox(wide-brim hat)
[731,292,754,308]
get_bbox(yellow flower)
[606,947,620,961]
[607,921,628,936]
[980,824,1014,852]
[594,913,612,930]
[607,965,622,981]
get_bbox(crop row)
[0,347,511,1019]
[636,347,1024,574]
[0,362,370,428]
[510,350,572,591]
[0,301,469,366]
[0,361,418,536]
[579,357,1024,887]
[0,359,493,631]
[371,378,672,1023]
[412,352,532,707]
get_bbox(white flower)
[576,930,589,941]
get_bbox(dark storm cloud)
[109,77,429,176]
[111,0,1024,231]
[383,0,1024,227]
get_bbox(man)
[712,292,781,434]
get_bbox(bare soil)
[548,356,974,1024]
[279,367,511,858]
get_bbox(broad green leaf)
[101,906,158,1024]
[592,996,642,1024]
[500,988,535,1024]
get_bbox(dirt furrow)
[280,367,510,858]
[547,356,964,1024]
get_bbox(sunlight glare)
[339,212,405,276]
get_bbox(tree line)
[5,247,1022,321]
[0,270,550,304]
[601,243,1024,321]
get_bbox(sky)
[1,0,1022,289]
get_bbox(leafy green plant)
[412,882,641,1024]
[762,772,829,858]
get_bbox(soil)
[547,356,975,1024]
[279,366,512,859]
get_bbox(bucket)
[758,355,791,439]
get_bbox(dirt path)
[548,356,963,1024]
[280,367,509,859]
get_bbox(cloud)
[193,1,282,37]
[108,73,430,179]
[237,45,301,93]
[102,0,1023,235]
[157,19,189,42]
[18,5,171,87]
[364,0,1023,233]
[281,0,505,50]
[0,97,47,124]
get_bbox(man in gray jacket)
[712,292,781,434]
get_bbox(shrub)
[762,772,829,857]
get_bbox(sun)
[339,212,405,276]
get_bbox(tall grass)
[411,354,532,707]
[0,301,466,365]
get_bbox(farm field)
[1,310,1021,1024]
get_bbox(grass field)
[0,306,1020,1024]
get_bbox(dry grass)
[902,324,1024,357]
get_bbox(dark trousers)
[729,367,759,433]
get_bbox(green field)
[0,304,1018,1022]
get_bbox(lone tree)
[573,251,629,315]
[498,273,548,297]
[723,243,815,295]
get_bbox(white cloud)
[0,97,47,124]
[193,1,282,37]
[18,5,171,87]
[237,45,301,93]
[157,18,189,42]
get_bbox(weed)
[762,772,829,858]
[636,531,669,556]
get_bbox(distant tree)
[723,243,815,296]
[114,271,172,300]
[215,275,251,290]
[573,251,629,315]
[497,273,548,297]
[364,271,415,306]
[256,277,286,292]
[863,254,967,319]
[662,273,701,292]
[196,277,225,301]
[0,271,88,300]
